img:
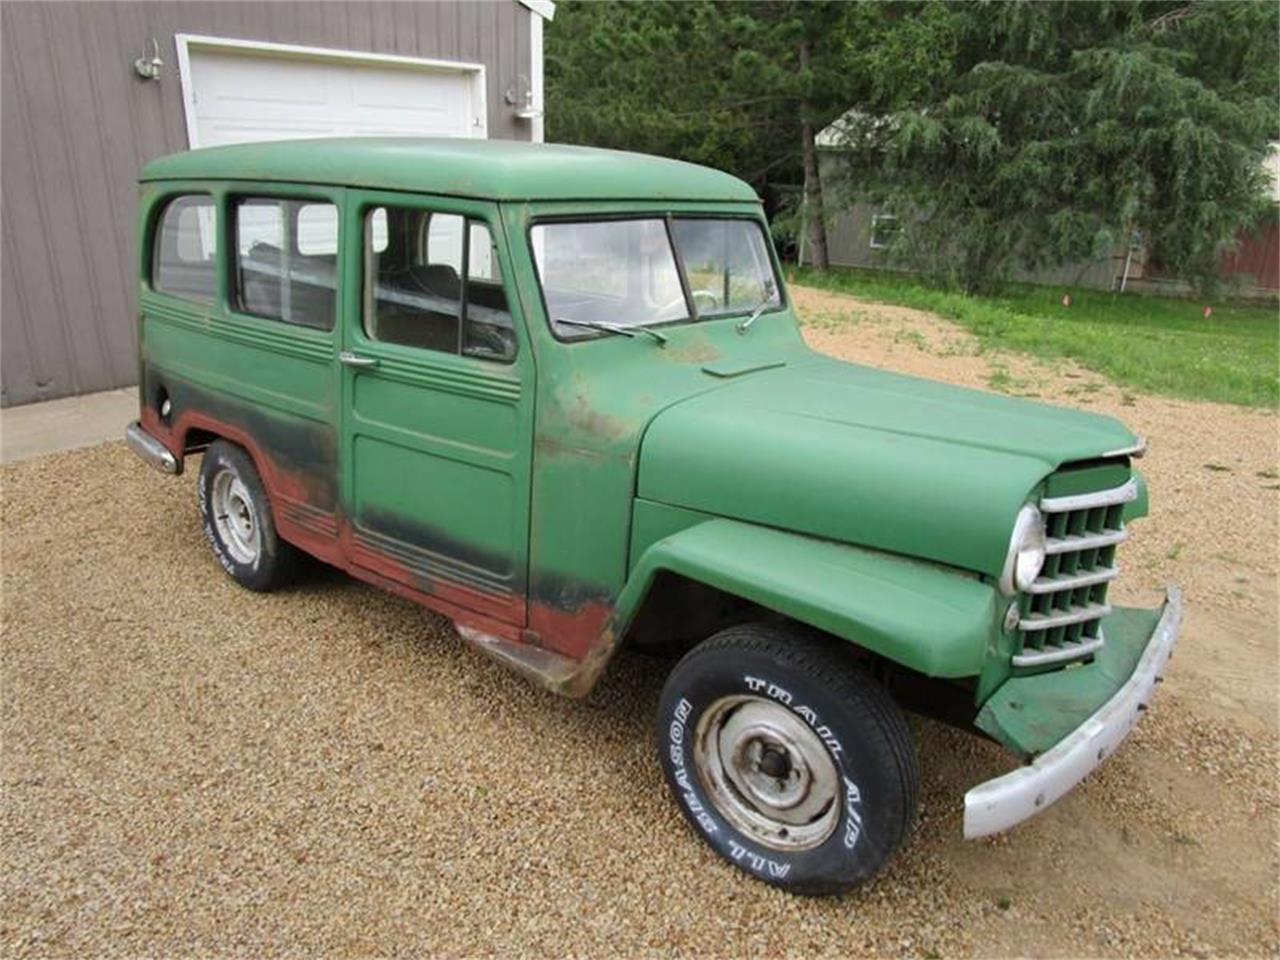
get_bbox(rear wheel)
[198,440,296,592]
[657,622,917,896]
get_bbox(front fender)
[615,518,1001,678]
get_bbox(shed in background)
[815,110,1280,298]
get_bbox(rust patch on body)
[456,615,624,700]
[140,403,624,694]
[663,338,721,364]
[528,598,613,660]
[565,401,633,443]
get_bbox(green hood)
[637,355,1138,578]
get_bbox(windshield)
[532,217,781,338]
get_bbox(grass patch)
[892,328,929,352]
[789,266,1279,408]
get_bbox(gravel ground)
[2,289,1277,957]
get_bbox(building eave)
[517,0,556,21]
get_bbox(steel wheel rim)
[693,695,841,851]
[210,467,260,566]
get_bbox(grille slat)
[1046,529,1128,554]
[1014,479,1132,668]
[1026,566,1118,594]
[1020,601,1112,630]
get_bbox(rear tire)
[198,440,296,592]
[657,622,917,896]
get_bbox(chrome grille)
[1013,479,1137,668]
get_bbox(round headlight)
[1000,505,1046,595]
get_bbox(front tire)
[198,440,296,592]
[657,623,917,896]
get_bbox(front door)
[337,191,533,627]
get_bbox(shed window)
[364,206,515,363]
[153,195,217,304]
[870,214,898,250]
[233,197,337,331]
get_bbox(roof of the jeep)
[140,137,759,204]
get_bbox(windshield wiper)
[555,317,668,346]
[736,283,778,334]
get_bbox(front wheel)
[656,623,918,896]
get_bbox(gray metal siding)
[1,1,534,407]
[823,199,1125,291]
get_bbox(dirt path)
[1,289,1276,957]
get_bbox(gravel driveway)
[3,290,1276,957]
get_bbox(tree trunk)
[799,39,830,272]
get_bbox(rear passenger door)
[337,191,533,627]
[221,190,344,546]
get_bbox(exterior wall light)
[504,75,543,121]
[134,38,164,81]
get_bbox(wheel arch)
[614,518,999,681]
[145,404,290,520]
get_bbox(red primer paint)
[144,407,609,661]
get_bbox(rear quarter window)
[152,195,217,304]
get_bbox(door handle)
[339,351,379,370]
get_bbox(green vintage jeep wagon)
[127,138,1180,895]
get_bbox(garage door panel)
[186,44,480,148]
[193,53,330,108]
[350,70,469,109]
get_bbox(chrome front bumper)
[963,585,1182,839]
[125,420,180,474]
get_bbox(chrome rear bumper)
[963,585,1182,838]
[125,420,179,475]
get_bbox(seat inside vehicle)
[240,242,336,331]
[371,261,462,352]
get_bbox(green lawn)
[789,267,1279,409]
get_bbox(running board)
[454,624,615,698]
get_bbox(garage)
[177,35,488,148]
[1,0,552,408]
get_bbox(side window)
[467,222,498,282]
[153,195,216,303]
[364,205,515,363]
[233,196,337,331]
[369,207,389,253]
[426,213,464,273]
[297,204,338,256]
[463,222,513,360]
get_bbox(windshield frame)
[528,212,787,343]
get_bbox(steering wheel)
[659,288,720,316]
[464,321,516,361]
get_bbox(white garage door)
[178,35,487,149]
